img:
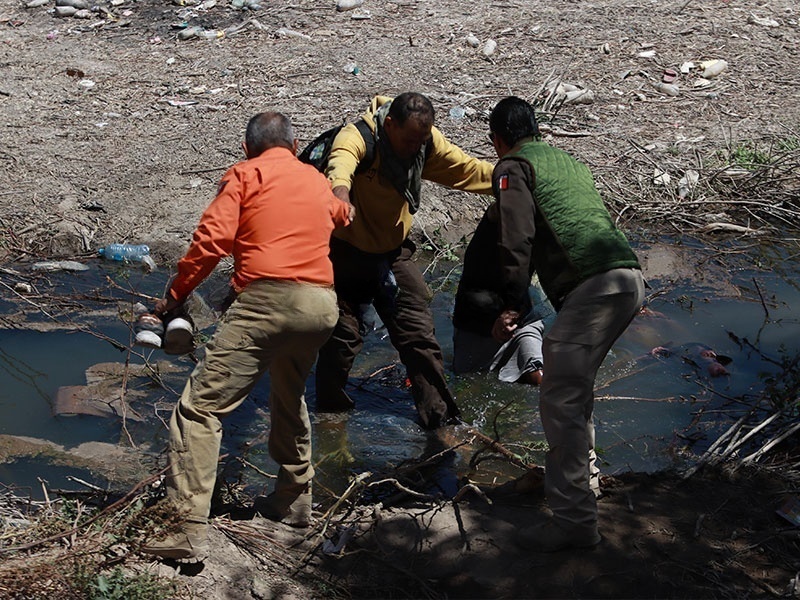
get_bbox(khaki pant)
[540,268,645,529]
[165,280,338,521]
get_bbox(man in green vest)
[485,96,644,552]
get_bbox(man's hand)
[491,310,519,342]
[154,295,181,317]
[332,185,356,223]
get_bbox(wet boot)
[141,520,209,563]
[255,482,312,528]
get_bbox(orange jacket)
[169,146,351,302]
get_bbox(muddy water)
[1,238,798,499]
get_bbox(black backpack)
[299,119,376,174]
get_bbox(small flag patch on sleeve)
[498,174,509,190]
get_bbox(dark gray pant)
[315,238,460,429]
[541,268,645,529]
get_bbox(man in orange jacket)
[141,111,353,563]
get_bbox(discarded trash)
[197,28,225,39]
[662,68,678,83]
[275,27,312,40]
[25,0,49,7]
[637,49,656,59]
[680,61,694,74]
[178,25,202,40]
[134,313,164,349]
[465,33,479,48]
[448,106,465,120]
[700,59,727,79]
[163,316,195,355]
[652,169,671,186]
[335,0,362,11]
[98,243,150,262]
[748,14,779,28]
[677,170,699,199]
[650,81,680,96]
[343,62,360,75]
[13,282,33,294]
[78,79,95,89]
[544,81,595,106]
[56,0,88,8]
[481,38,497,57]
[165,98,198,106]
[231,0,260,8]
[564,88,594,105]
[776,495,800,527]
[53,5,77,16]
[350,8,370,19]
[322,524,357,554]
[32,260,90,272]
[140,255,157,272]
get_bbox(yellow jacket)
[326,95,494,254]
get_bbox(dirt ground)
[1,0,799,597]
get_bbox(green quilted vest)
[509,141,640,307]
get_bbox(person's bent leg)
[260,285,338,527]
[144,296,269,562]
[314,301,363,412]
[521,270,644,550]
[315,239,371,412]
[380,242,460,429]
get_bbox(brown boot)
[255,483,312,528]
[141,520,209,563]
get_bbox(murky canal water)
[1,237,798,500]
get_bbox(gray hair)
[245,112,294,157]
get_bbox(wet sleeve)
[325,123,368,190]
[169,167,241,302]
[494,158,537,311]
[421,127,494,194]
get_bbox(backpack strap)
[353,119,376,174]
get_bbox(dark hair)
[489,96,539,147]
[245,112,294,157]
[388,92,435,127]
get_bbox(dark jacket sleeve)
[493,157,537,311]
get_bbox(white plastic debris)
[700,59,727,79]
[465,33,479,48]
[652,169,671,186]
[335,0,362,11]
[748,14,779,28]
[275,27,312,40]
[564,88,595,105]
[651,81,680,96]
[677,170,699,198]
[32,261,90,272]
[482,38,497,57]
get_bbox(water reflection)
[0,238,798,501]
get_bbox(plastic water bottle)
[98,243,150,262]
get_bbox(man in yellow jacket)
[315,92,494,429]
